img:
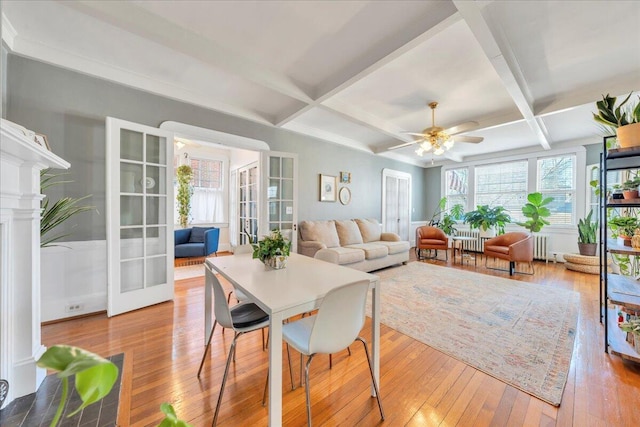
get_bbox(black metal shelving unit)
[600,139,640,362]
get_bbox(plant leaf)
[37,345,118,418]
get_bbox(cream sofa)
[298,218,410,272]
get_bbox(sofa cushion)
[335,220,364,246]
[188,226,210,243]
[355,218,381,243]
[175,243,205,258]
[376,240,410,255]
[317,247,366,265]
[344,243,388,260]
[299,220,340,248]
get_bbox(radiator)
[453,230,549,261]
[532,234,548,261]
[454,230,482,251]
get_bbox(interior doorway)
[382,168,411,241]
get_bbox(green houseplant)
[252,229,291,269]
[37,345,191,427]
[36,345,118,426]
[40,169,95,247]
[437,203,465,236]
[464,205,511,236]
[608,215,638,241]
[593,92,640,148]
[516,192,553,233]
[176,165,193,228]
[577,209,598,256]
[622,176,640,199]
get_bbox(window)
[537,155,575,225]
[174,156,226,224]
[444,168,468,211]
[190,158,223,189]
[475,160,528,222]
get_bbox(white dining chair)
[282,279,385,426]
[196,271,270,426]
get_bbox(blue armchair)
[175,227,220,258]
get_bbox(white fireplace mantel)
[0,121,69,408]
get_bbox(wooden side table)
[452,236,477,266]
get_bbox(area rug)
[370,262,579,406]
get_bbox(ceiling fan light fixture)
[434,146,445,156]
[415,147,424,156]
[444,137,454,149]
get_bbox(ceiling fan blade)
[387,140,421,151]
[453,135,483,143]
[401,132,428,137]
[445,121,479,136]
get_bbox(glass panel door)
[238,162,258,245]
[261,152,298,251]
[106,117,174,316]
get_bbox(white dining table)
[204,252,380,426]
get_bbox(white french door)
[382,169,411,241]
[106,117,174,316]
[238,162,259,245]
[260,151,298,251]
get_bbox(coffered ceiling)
[3,1,639,167]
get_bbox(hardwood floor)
[41,253,640,426]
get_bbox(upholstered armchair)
[175,226,220,258]
[415,226,448,261]
[483,232,533,275]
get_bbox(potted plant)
[251,229,291,269]
[619,319,640,354]
[609,215,638,246]
[516,192,552,233]
[437,203,465,236]
[40,169,94,247]
[577,209,598,256]
[176,165,193,228]
[622,177,640,199]
[464,205,511,237]
[593,92,640,148]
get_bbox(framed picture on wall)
[319,174,337,202]
[340,171,351,184]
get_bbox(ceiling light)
[434,146,445,156]
[415,147,424,156]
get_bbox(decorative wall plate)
[339,187,351,205]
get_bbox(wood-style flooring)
[41,252,640,426]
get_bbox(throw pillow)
[188,226,210,243]
[299,220,340,248]
[355,218,381,243]
[335,220,364,246]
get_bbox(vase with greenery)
[593,92,640,149]
[252,229,291,269]
[516,192,552,233]
[40,169,94,247]
[464,205,511,236]
[577,209,598,256]
[176,165,193,228]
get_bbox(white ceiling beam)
[275,9,461,127]
[65,1,314,106]
[453,0,551,150]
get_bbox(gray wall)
[423,166,442,221]
[7,55,428,241]
[585,142,603,166]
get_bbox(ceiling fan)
[388,102,483,156]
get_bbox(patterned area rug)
[370,262,579,406]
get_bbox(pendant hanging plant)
[176,165,193,228]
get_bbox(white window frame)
[441,146,587,229]
[536,154,577,226]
